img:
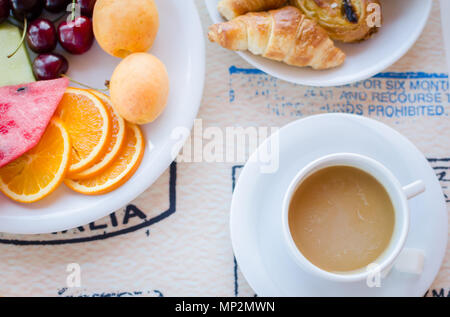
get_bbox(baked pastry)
[290,0,381,42]
[208,6,345,70]
[218,0,287,20]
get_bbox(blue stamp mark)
[57,288,164,297]
[228,66,449,118]
[0,162,178,245]
[231,164,258,297]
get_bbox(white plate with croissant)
[206,0,432,86]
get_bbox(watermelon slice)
[0,78,70,168]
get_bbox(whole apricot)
[93,0,159,58]
[110,53,169,124]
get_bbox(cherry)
[78,0,96,17]
[10,0,44,21]
[58,16,93,54]
[0,0,10,24]
[44,0,70,13]
[33,53,69,80]
[27,18,57,53]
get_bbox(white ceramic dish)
[206,0,432,86]
[230,114,448,296]
[0,0,205,234]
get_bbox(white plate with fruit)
[0,0,205,234]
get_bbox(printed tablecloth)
[0,0,448,297]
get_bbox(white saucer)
[230,114,447,296]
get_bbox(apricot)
[93,0,159,58]
[110,53,169,124]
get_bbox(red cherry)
[10,0,44,21]
[0,0,10,24]
[33,53,69,80]
[44,0,71,13]
[27,18,57,53]
[78,0,96,17]
[57,16,94,55]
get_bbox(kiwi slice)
[0,23,35,87]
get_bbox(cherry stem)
[71,0,76,21]
[61,74,110,92]
[7,18,27,59]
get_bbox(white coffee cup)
[281,153,426,283]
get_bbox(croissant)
[218,0,287,20]
[290,0,381,42]
[208,6,346,70]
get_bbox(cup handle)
[394,248,425,275]
[381,248,425,278]
[403,180,426,199]
[380,181,426,278]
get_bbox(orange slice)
[70,91,126,179]
[0,118,71,203]
[65,123,145,195]
[55,88,110,177]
